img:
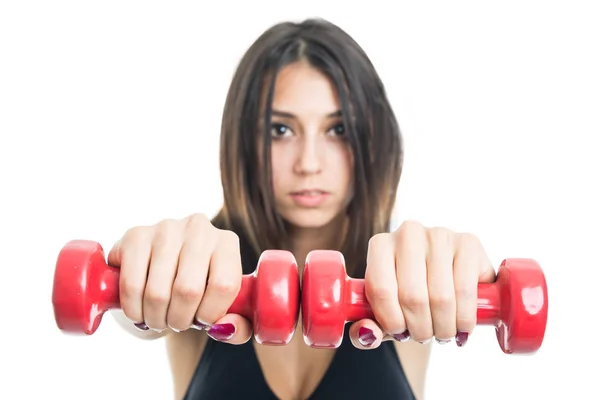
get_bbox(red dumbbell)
[301,250,548,354]
[52,240,301,345]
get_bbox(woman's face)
[268,61,354,231]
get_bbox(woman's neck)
[286,214,347,270]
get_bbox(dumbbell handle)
[54,256,256,332]
[344,279,499,325]
[96,266,256,317]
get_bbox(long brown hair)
[211,18,403,278]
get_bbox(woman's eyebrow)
[271,109,342,119]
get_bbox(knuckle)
[186,213,210,230]
[219,229,240,248]
[120,279,144,301]
[152,220,182,249]
[454,283,476,302]
[144,288,171,306]
[395,220,425,244]
[428,291,454,309]
[368,232,391,250]
[154,218,179,237]
[208,277,240,297]
[459,232,482,250]
[123,226,149,246]
[427,227,452,245]
[399,290,428,311]
[365,281,396,302]
[400,219,424,235]
[173,283,204,302]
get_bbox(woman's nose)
[294,135,323,175]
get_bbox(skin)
[109,61,497,400]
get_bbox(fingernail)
[418,338,432,344]
[207,323,235,341]
[435,338,452,344]
[392,330,410,342]
[456,331,469,347]
[358,327,376,347]
[191,319,209,330]
[133,322,148,331]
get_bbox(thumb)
[204,313,253,345]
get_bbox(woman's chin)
[281,210,346,231]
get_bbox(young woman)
[108,18,496,399]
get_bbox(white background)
[1,1,598,399]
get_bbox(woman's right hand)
[106,213,251,343]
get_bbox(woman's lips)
[289,189,330,207]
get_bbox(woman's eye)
[330,123,345,136]
[270,123,290,137]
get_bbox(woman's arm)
[166,329,210,399]
[394,340,432,400]
[113,309,209,399]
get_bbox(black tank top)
[182,323,416,399]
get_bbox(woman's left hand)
[350,220,496,349]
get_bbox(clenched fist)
[107,213,252,343]
[350,220,496,348]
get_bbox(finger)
[205,313,252,345]
[111,228,152,327]
[195,229,243,325]
[348,319,384,349]
[106,238,124,268]
[453,233,485,346]
[478,246,497,284]
[426,227,457,344]
[364,233,407,337]
[143,220,183,331]
[396,221,433,343]
[166,227,214,331]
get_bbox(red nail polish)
[133,322,148,331]
[393,330,410,342]
[358,327,376,346]
[207,323,235,341]
[192,319,209,330]
[456,331,469,347]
